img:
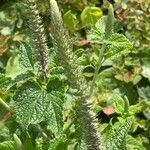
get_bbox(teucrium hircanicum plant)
[49,0,103,149]
[0,0,135,149]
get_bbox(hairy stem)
[90,4,114,96]
[90,44,106,96]
[25,0,49,80]
[49,0,104,149]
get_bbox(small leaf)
[87,17,106,43]
[104,33,133,58]
[81,7,103,26]
[112,95,125,115]
[128,101,146,115]
[6,71,34,91]
[19,42,35,69]
[126,135,147,150]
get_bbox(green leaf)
[0,141,15,150]
[105,4,114,39]
[0,74,11,90]
[19,42,35,69]
[104,33,133,58]
[48,134,66,150]
[126,135,147,150]
[112,95,125,115]
[81,7,103,26]
[5,55,23,79]
[87,16,106,43]
[46,91,64,135]
[6,71,34,91]
[128,101,146,115]
[106,118,133,150]
[64,10,78,30]
[10,81,64,133]
[10,81,46,127]
[7,71,34,90]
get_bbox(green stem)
[90,44,106,96]
[0,98,10,111]
[13,134,24,150]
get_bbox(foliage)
[0,0,149,150]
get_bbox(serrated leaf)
[128,101,146,115]
[87,17,106,43]
[112,95,125,115]
[19,42,35,69]
[104,33,133,58]
[10,81,46,127]
[46,91,64,135]
[0,141,15,150]
[106,118,133,150]
[10,81,64,133]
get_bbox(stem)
[0,98,10,111]
[90,4,114,96]
[13,134,24,150]
[90,44,106,96]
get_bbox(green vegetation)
[0,0,150,150]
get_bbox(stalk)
[0,98,10,111]
[49,0,104,149]
[25,0,49,80]
[90,4,114,96]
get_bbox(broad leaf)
[10,81,64,134]
[104,33,133,58]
